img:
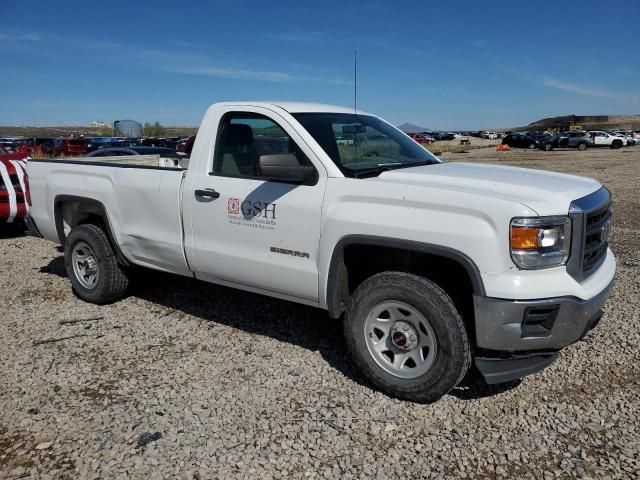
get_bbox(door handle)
[195,188,220,199]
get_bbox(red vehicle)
[408,133,435,144]
[15,138,52,157]
[178,134,196,155]
[52,138,87,157]
[0,147,29,224]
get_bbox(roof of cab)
[210,101,372,116]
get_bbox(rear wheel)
[64,224,129,304]
[611,140,623,149]
[344,272,471,403]
[577,142,587,151]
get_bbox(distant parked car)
[0,141,17,152]
[85,137,134,153]
[558,131,593,151]
[432,132,455,141]
[52,138,87,157]
[501,133,537,149]
[15,138,52,157]
[85,146,183,158]
[408,133,434,144]
[531,133,560,151]
[178,135,197,155]
[500,133,555,151]
[588,131,625,149]
[612,132,636,146]
[484,131,498,140]
[138,137,180,149]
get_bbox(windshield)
[292,113,440,178]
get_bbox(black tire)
[528,143,536,150]
[611,140,622,149]
[544,143,553,151]
[344,272,471,403]
[577,142,587,151]
[64,224,129,304]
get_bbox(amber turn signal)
[511,226,539,250]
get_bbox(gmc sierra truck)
[26,102,615,402]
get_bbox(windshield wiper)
[352,161,432,178]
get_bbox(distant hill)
[517,114,640,131]
[397,122,431,133]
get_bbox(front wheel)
[611,141,623,149]
[344,272,471,403]
[64,224,129,304]
[577,142,587,151]
[544,143,553,151]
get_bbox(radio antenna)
[353,50,357,114]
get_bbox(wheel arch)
[54,194,131,266]
[325,235,485,319]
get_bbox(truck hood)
[375,162,602,215]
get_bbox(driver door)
[185,107,327,303]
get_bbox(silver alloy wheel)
[71,241,99,289]
[364,300,438,379]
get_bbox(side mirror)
[258,153,315,184]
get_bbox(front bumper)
[475,352,559,385]
[474,279,612,352]
[472,280,612,384]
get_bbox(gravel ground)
[1,147,639,479]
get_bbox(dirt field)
[1,146,639,479]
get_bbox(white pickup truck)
[26,102,615,402]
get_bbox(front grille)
[567,187,611,282]
[583,205,611,273]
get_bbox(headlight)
[510,216,571,269]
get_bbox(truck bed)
[27,155,191,276]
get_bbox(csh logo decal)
[241,200,276,220]
[227,197,277,231]
[228,197,240,214]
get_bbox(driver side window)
[212,113,307,178]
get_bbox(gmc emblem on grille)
[601,219,611,243]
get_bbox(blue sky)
[0,0,638,129]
